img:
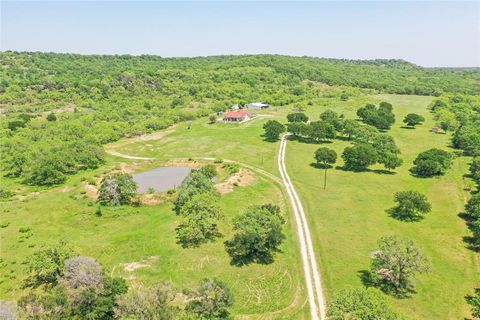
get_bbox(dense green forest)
[1,52,479,186]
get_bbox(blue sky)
[1,1,479,67]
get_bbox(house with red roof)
[223,110,255,123]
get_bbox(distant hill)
[1,52,479,96]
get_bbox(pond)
[133,167,191,193]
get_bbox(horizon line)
[2,50,479,69]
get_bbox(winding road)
[278,134,326,320]
[106,130,327,318]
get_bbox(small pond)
[133,167,191,193]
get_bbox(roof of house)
[247,102,269,107]
[224,110,251,118]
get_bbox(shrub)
[19,227,31,233]
[199,164,217,179]
[24,240,76,287]
[46,113,57,122]
[327,288,400,320]
[223,163,240,174]
[185,278,234,320]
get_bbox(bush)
[24,240,76,287]
[47,113,57,122]
[199,164,218,179]
[410,148,452,177]
[115,282,179,319]
[19,227,31,233]
[327,288,400,320]
[185,278,234,320]
[223,163,240,174]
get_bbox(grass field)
[285,94,480,319]
[1,93,478,319]
[0,135,307,318]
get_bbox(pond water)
[133,167,191,193]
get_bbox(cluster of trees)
[356,102,395,130]
[431,96,480,318]
[282,110,403,173]
[2,136,106,186]
[173,165,287,267]
[341,134,402,172]
[174,166,223,247]
[2,240,234,320]
[431,95,480,156]
[16,241,128,320]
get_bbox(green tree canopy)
[342,144,378,171]
[263,120,286,141]
[388,190,432,221]
[370,236,430,295]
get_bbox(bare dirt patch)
[122,256,159,272]
[108,126,176,149]
[83,182,99,200]
[216,168,256,194]
[164,158,204,169]
[139,192,175,206]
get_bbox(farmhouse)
[223,110,255,123]
[246,102,269,109]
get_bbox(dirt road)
[278,134,326,320]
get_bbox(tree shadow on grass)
[458,211,480,252]
[357,270,416,299]
[400,126,416,130]
[260,134,280,143]
[288,135,333,145]
[335,166,395,175]
[309,162,333,170]
[358,270,375,288]
[224,240,281,266]
[226,251,277,267]
[386,207,424,222]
